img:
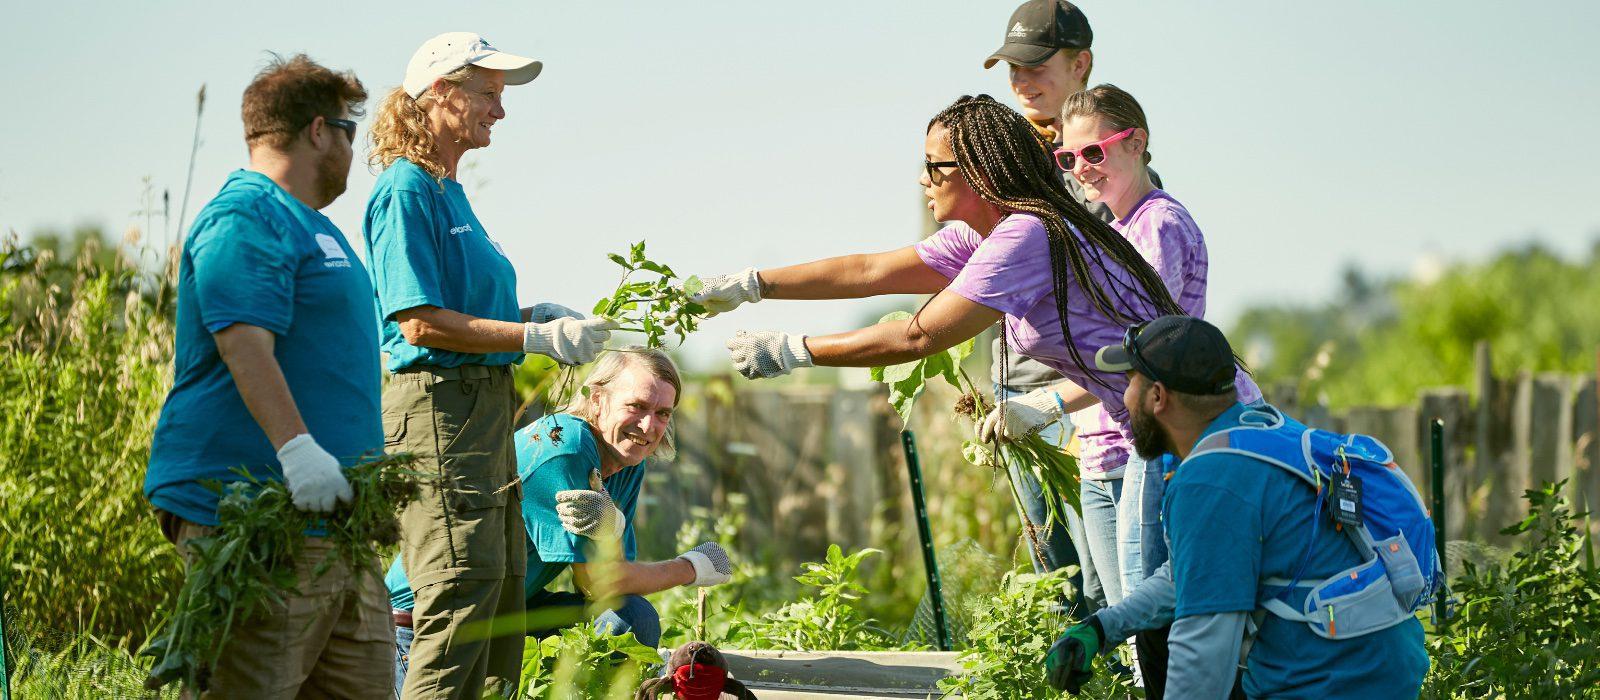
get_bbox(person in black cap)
[978,5,1181,687]
[1044,316,1428,699]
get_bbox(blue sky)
[4,1,1597,370]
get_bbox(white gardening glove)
[978,388,1064,443]
[690,267,763,316]
[555,470,627,540]
[276,433,352,512]
[677,542,734,587]
[523,317,618,365]
[526,302,584,324]
[725,330,812,380]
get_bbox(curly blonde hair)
[366,65,474,179]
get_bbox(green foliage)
[1234,243,1600,408]
[592,240,707,349]
[868,311,975,426]
[0,239,180,648]
[1423,481,1600,698]
[656,493,765,649]
[516,624,660,699]
[867,310,1078,529]
[5,624,177,700]
[749,545,898,651]
[938,568,1127,699]
[139,456,424,691]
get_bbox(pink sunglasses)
[1053,127,1136,171]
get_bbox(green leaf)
[607,253,630,269]
[630,241,646,264]
[682,275,704,295]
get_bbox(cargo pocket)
[443,476,511,575]
[383,410,409,449]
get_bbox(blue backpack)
[1189,404,1443,639]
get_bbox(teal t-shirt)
[145,170,383,526]
[361,158,522,371]
[1164,403,1428,699]
[387,413,643,610]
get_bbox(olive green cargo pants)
[384,365,526,700]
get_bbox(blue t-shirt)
[362,158,522,371]
[146,170,383,526]
[1164,403,1428,699]
[387,413,643,610]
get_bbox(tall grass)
[0,237,180,649]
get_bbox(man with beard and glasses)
[144,55,390,698]
[1044,316,1427,699]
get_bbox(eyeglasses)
[324,117,357,144]
[1053,127,1136,171]
[924,159,959,185]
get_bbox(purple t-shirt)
[1068,189,1255,478]
[915,211,1259,473]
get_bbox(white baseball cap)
[403,32,542,99]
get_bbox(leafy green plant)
[868,311,1079,530]
[938,568,1125,699]
[6,624,178,700]
[0,237,181,648]
[516,625,660,699]
[656,493,765,649]
[593,241,706,349]
[138,455,424,691]
[1423,480,1600,698]
[749,545,898,651]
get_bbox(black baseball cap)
[1094,316,1238,395]
[984,0,1094,69]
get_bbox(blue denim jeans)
[1116,451,1173,596]
[393,593,660,698]
[997,386,1087,611]
[1079,476,1124,608]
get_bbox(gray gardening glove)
[526,302,584,324]
[555,470,627,540]
[523,317,618,365]
[690,267,763,316]
[677,542,734,586]
[978,388,1064,442]
[725,330,812,380]
[276,434,352,513]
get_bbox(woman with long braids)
[691,93,1258,509]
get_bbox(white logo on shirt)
[315,233,351,268]
[449,224,474,235]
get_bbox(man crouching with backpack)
[1044,316,1429,699]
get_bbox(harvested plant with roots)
[138,454,425,691]
[548,241,708,404]
[869,312,1080,550]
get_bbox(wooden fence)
[1265,342,1600,546]
[633,342,1600,576]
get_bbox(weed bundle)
[868,312,1079,537]
[138,454,423,691]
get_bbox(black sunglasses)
[324,117,357,144]
[924,159,959,185]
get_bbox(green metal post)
[1430,418,1447,626]
[901,430,950,651]
[1,569,10,700]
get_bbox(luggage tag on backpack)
[1329,472,1364,528]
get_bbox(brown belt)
[393,609,414,628]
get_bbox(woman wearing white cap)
[363,32,614,699]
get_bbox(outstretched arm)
[571,560,694,597]
[805,290,1001,367]
[759,246,950,300]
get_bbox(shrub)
[0,240,179,647]
[1423,481,1600,697]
